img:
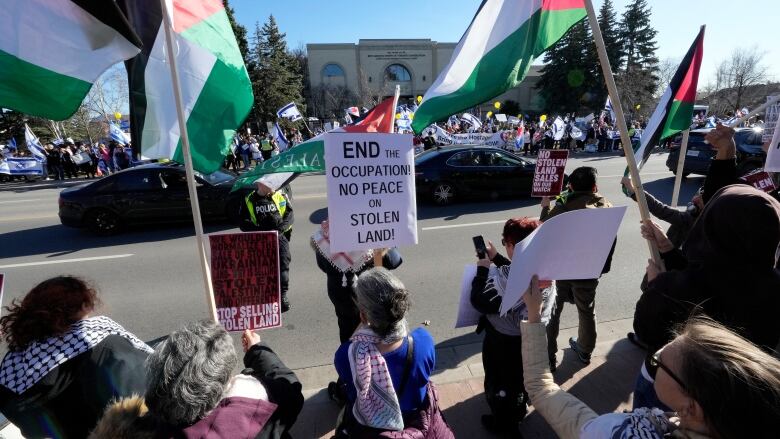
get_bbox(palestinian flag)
[232,96,398,191]
[634,26,705,168]
[411,0,586,133]
[0,0,141,120]
[121,0,253,174]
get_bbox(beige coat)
[519,322,712,439]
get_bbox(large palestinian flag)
[634,26,705,168]
[120,0,253,174]
[411,0,586,133]
[0,0,141,120]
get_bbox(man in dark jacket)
[540,166,615,367]
[238,180,294,312]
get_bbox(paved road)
[0,152,704,369]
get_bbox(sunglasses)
[648,349,687,392]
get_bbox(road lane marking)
[422,220,506,231]
[294,194,327,200]
[599,171,669,178]
[0,214,59,223]
[0,198,42,204]
[0,254,134,269]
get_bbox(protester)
[89,321,303,439]
[311,218,403,402]
[541,166,616,368]
[333,268,453,437]
[238,180,294,312]
[0,276,151,438]
[633,185,780,354]
[470,217,556,434]
[621,176,703,248]
[521,275,780,439]
[113,145,131,171]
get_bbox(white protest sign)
[325,133,418,252]
[500,206,627,315]
[766,95,780,172]
[762,95,779,144]
[456,264,498,328]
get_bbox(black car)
[415,146,539,204]
[58,163,251,235]
[666,127,765,177]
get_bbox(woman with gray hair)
[90,321,303,439]
[333,268,453,437]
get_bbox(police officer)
[238,180,294,312]
[260,134,276,161]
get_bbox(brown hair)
[502,217,542,246]
[674,317,780,439]
[0,276,99,351]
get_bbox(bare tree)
[656,57,680,97]
[713,46,767,112]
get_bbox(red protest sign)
[532,149,568,197]
[208,232,282,332]
[739,170,776,193]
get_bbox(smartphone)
[472,235,487,259]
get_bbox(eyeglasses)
[648,349,687,392]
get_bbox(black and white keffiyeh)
[0,316,152,394]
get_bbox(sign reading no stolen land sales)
[208,232,282,332]
[325,133,418,252]
[532,149,568,197]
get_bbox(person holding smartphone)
[469,218,557,435]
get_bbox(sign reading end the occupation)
[325,133,418,252]
[532,149,569,197]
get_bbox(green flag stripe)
[172,58,253,174]
[660,100,694,140]
[412,7,585,132]
[231,140,325,191]
[0,49,91,120]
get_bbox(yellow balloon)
[114,112,122,120]
[395,113,401,119]
[487,111,493,118]
[635,104,641,110]
[494,101,501,109]
[416,95,423,103]
[409,112,414,119]
[540,114,547,122]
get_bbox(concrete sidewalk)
[290,318,646,438]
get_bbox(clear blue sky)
[230,0,778,85]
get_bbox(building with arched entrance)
[307,39,543,118]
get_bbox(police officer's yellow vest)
[260,139,273,151]
[245,191,292,232]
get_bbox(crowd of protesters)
[1,123,779,438]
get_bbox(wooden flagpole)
[670,130,690,207]
[160,0,218,322]
[373,85,402,268]
[585,0,664,269]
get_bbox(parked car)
[415,145,542,204]
[58,163,251,235]
[666,127,765,177]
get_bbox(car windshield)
[194,169,234,185]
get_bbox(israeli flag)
[276,102,303,122]
[7,137,17,151]
[24,124,47,162]
[109,123,130,145]
[273,123,289,152]
[604,97,616,123]
[460,113,482,129]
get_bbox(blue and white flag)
[273,123,289,152]
[109,123,130,145]
[276,102,303,122]
[24,124,46,162]
[705,116,718,128]
[604,96,616,123]
[460,112,482,130]
[0,157,43,176]
[7,137,17,151]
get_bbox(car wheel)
[85,209,121,236]
[432,182,456,205]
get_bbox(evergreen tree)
[250,15,304,128]
[617,0,659,116]
[537,19,598,114]
[222,0,252,71]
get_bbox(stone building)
[306,39,543,117]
